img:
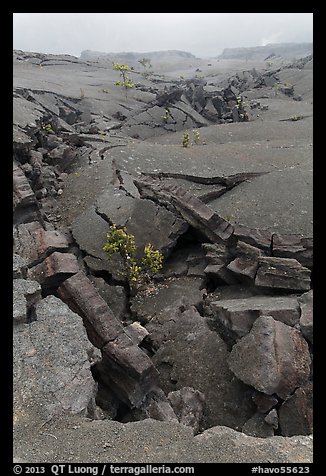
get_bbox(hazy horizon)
[13,13,313,59]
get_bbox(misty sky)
[13,13,313,58]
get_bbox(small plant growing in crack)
[138,57,153,79]
[182,131,191,148]
[112,62,135,97]
[103,224,163,292]
[192,129,202,144]
[162,107,172,124]
[40,122,54,134]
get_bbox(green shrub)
[103,224,163,290]
[182,131,190,147]
[112,62,135,97]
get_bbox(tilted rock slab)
[58,271,159,407]
[255,256,311,292]
[134,177,237,246]
[228,316,311,399]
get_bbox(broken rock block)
[168,387,206,434]
[255,257,311,292]
[13,221,70,267]
[122,388,178,423]
[134,177,236,246]
[278,382,313,436]
[228,316,311,400]
[205,295,301,341]
[99,333,160,407]
[124,322,149,346]
[298,290,313,344]
[202,242,237,285]
[272,233,313,269]
[242,413,275,438]
[227,240,263,283]
[58,271,125,349]
[28,251,80,290]
[264,409,279,430]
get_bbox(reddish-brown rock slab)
[255,257,311,292]
[13,221,70,267]
[99,333,159,407]
[28,251,79,289]
[58,271,125,349]
[279,382,313,436]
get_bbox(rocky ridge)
[13,48,313,462]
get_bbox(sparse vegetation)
[103,224,163,290]
[192,129,201,144]
[182,131,190,147]
[112,62,135,97]
[138,58,153,79]
[289,115,304,121]
[40,122,54,134]
[162,107,172,124]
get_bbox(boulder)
[168,387,205,434]
[13,296,97,431]
[228,316,311,399]
[298,290,313,344]
[279,382,313,436]
[124,322,149,346]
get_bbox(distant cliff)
[80,49,197,62]
[218,43,313,60]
